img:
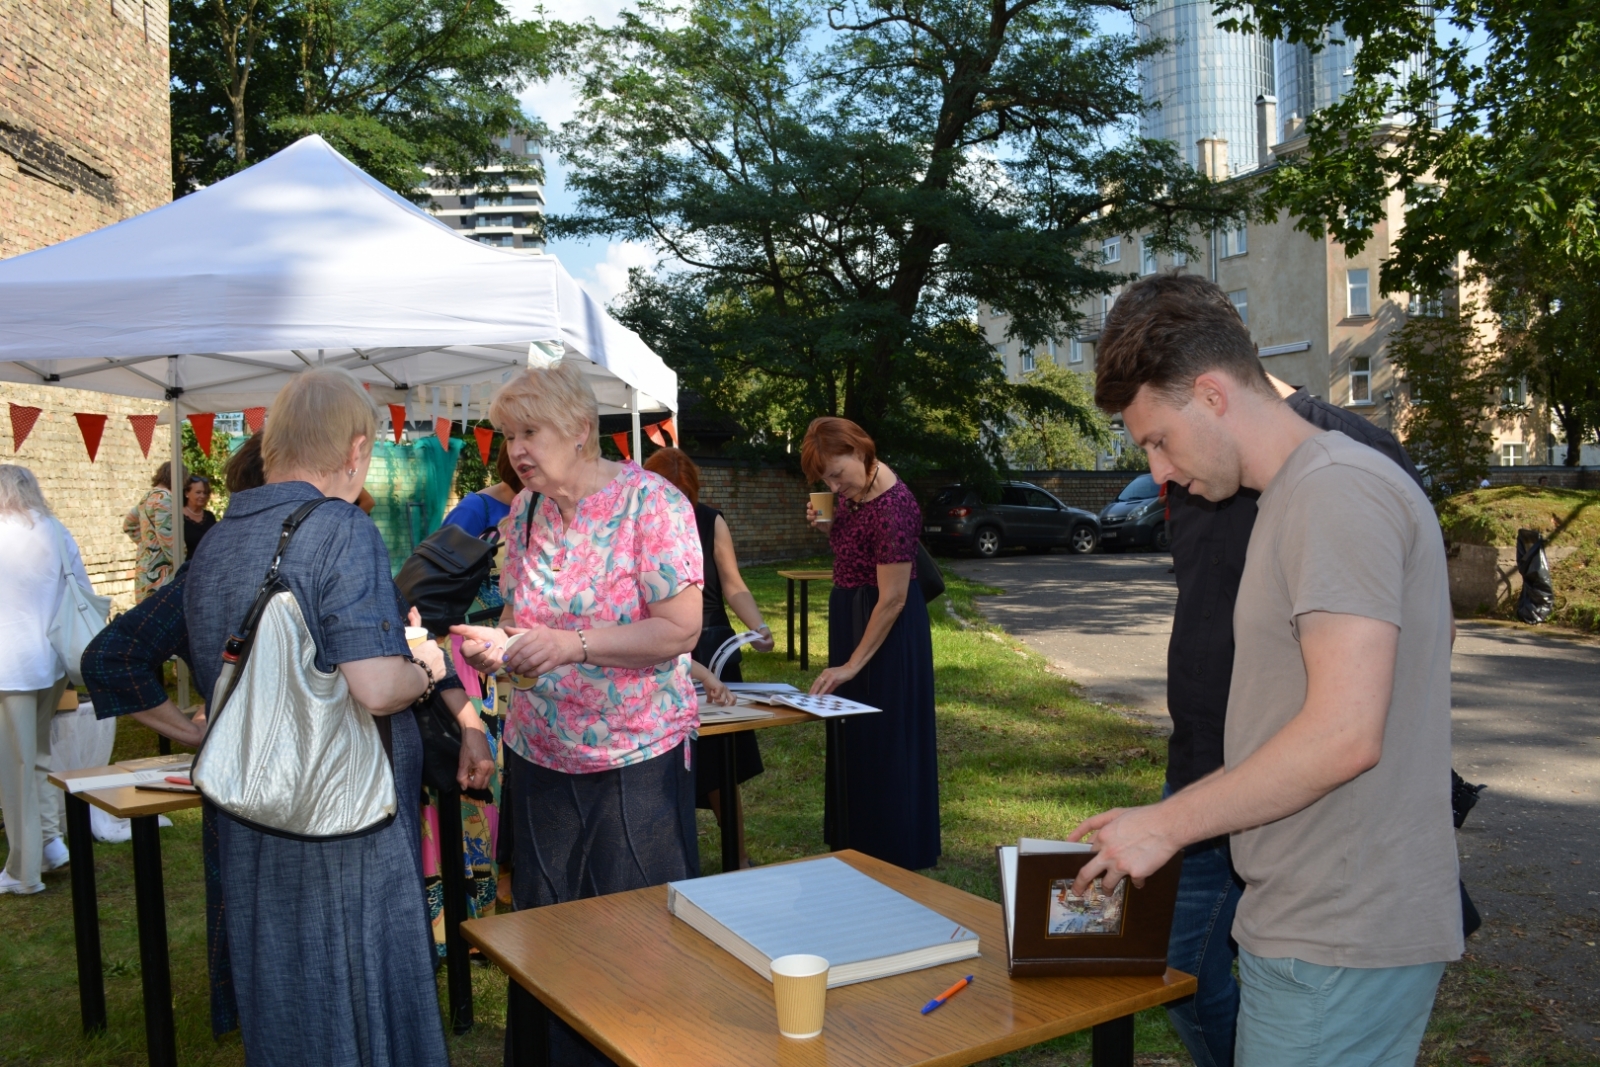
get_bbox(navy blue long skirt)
[215,709,448,1067]
[823,581,941,871]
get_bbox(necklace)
[848,462,881,510]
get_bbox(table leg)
[65,794,107,1035]
[786,578,796,661]
[506,980,551,1067]
[1090,1013,1134,1067]
[719,736,740,874]
[437,787,475,1034]
[800,579,810,671]
[130,815,177,1067]
[826,718,849,850]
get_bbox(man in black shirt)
[1161,376,1421,1067]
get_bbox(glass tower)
[1138,0,1275,176]
[1277,28,1429,129]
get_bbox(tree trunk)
[1560,409,1583,466]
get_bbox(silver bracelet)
[578,629,589,663]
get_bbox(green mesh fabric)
[367,437,463,575]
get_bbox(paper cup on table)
[809,492,835,525]
[405,626,430,649]
[771,954,829,1039]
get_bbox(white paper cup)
[405,626,430,649]
[771,954,829,1039]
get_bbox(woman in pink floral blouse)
[453,359,703,1067]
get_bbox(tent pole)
[630,388,641,462]
[169,361,189,731]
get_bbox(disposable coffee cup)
[405,626,430,649]
[771,954,829,1039]
[809,492,835,525]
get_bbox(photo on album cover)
[1046,877,1127,936]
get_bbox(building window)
[1501,379,1527,406]
[1347,269,1371,317]
[1103,236,1121,263]
[1172,248,1188,267]
[1021,349,1036,373]
[1140,238,1158,275]
[1412,292,1445,317]
[1227,289,1248,326]
[1068,339,1085,365]
[1349,356,1372,404]
[1501,442,1525,466]
[1221,225,1248,258]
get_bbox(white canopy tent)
[0,134,675,427]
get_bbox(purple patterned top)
[828,479,921,588]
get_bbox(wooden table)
[47,765,201,1067]
[464,849,1196,1067]
[777,569,832,670]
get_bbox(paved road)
[948,550,1600,1043]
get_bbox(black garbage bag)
[1515,527,1555,624]
[1450,769,1487,937]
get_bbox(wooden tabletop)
[777,569,833,582]
[698,706,817,739]
[462,850,1195,1067]
[47,765,203,820]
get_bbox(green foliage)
[1004,361,1113,470]
[181,423,234,517]
[568,0,1250,477]
[452,421,497,498]
[169,0,557,199]
[1389,307,1498,498]
[1111,443,1150,471]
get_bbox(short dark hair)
[224,433,266,494]
[1092,273,1272,414]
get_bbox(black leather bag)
[395,524,495,636]
[916,542,945,603]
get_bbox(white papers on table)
[63,768,186,794]
[698,705,779,726]
[764,693,881,718]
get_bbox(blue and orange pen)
[920,975,974,1015]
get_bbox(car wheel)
[1153,523,1171,552]
[974,526,1002,558]
[1068,524,1099,554]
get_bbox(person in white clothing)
[0,465,87,894]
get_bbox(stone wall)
[1482,466,1600,490]
[0,0,171,258]
[695,461,828,564]
[1,383,171,610]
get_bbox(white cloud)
[579,241,657,305]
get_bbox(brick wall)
[696,461,829,564]
[1007,470,1138,511]
[1482,466,1600,491]
[1,383,171,610]
[1,0,171,258]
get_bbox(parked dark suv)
[922,482,1101,557]
[1097,473,1169,551]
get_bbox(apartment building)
[421,130,545,253]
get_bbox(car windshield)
[931,488,974,508]
[1117,474,1159,501]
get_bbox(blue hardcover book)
[666,857,980,987]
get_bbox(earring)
[347,468,356,476]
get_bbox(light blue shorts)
[1236,949,1445,1067]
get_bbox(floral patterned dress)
[123,486,175,602]
[500,461,704,773]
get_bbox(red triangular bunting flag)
[9,403,41,453]
[661,416,677,446]
[388,404,407,444]
[474,426,494,462]
[433,417,452,450]
[645,422,667,448]
[74,413,108,462]
[243,407,266,433]
[188,412,216,456]
[611,431,631,460]
[127,414,159,458]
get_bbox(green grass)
[1436,486,1600,633]
[0,561,1184,1065]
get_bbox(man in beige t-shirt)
[1068,274,1460,1066]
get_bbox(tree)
[170,0,557,197]
[1004,361,1112,470]
[564,0,1248,475]
[1388,305,1499,497]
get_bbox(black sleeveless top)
[694,502,732,632]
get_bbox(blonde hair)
[489,360,601,460]
[262,369,378,476]
[0,465,52,525]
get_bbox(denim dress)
[185,481,447,1067]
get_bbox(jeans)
[1236,950,1445,1067]
[1163,784,1245,1067]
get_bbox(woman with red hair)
[802,417,939,872]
